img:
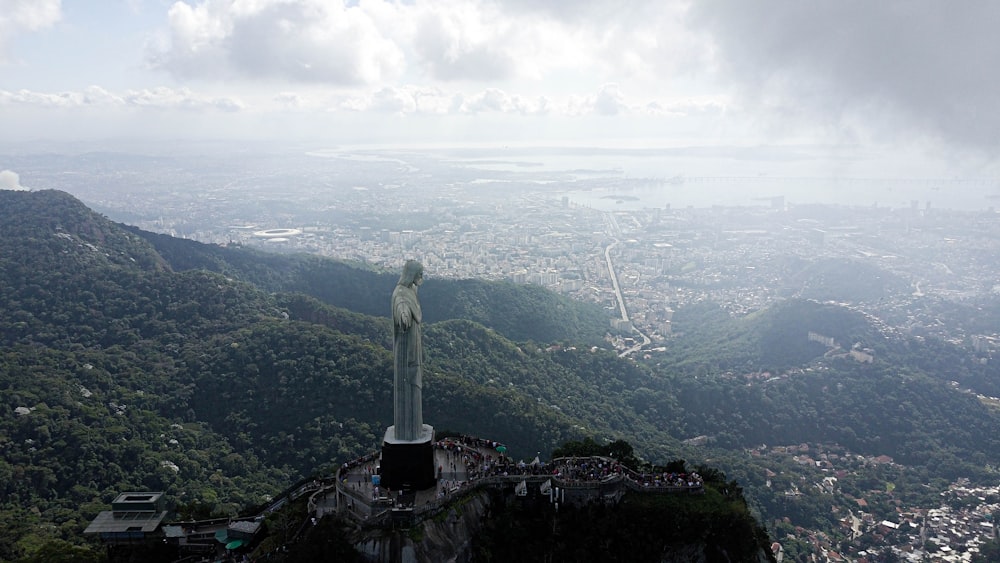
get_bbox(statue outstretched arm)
[395,300,413,330]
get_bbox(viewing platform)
[326,435,704,528]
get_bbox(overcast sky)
[2,0,999,176]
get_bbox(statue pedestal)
[381,424,435,491]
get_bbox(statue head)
[398,259,424,287]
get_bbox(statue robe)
[392,283,423,441]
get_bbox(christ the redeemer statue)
[381,260,435,490]
[390,259,427,442]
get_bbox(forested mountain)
[4,189,1000,561]
[126,225,611,345]
[0,190,672,560]
[653,298,1000,465]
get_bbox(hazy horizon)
[3,0,1000,184]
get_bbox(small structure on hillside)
[86,491,266,560]
[84,491,168,545]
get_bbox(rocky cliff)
[354,491,491,563]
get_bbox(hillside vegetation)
[4,189,1000,560]
[0,190,672,559]
[127,225,612,345]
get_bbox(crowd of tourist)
[337,435,704,511]
[433,437,703,491]
[625,468,703,489]
[551,457,625,482]
[339,451,380,476]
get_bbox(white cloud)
[0,170,26,190]
[149,0,405,85]
[688,0,1000,151]
[0,82,729,132]
[562,84,698,117]
[593,83,626,115]
[0,86,244,112]
[0,0,61,30]
[650,97,728,118]
[410,87,459,115]
[408,1,519,82]
[336,85,536,116]
[0,88,113,108]
[143,0,704,96]
[274,91,306,109]
[455,88,548,115]
[0,0,62,62]
[403,0,701,89]
[123,87,245,111]
[368,87,417,114]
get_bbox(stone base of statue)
[380,424,435,491]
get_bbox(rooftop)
[84,510,169,535]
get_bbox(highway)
[602,213,651,357]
